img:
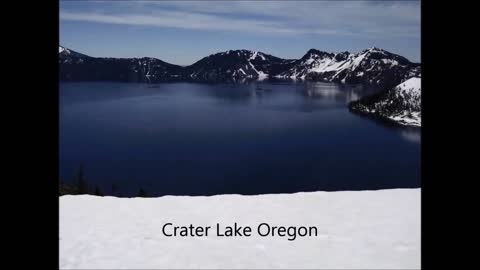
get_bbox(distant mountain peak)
[361,47,392,56]
[363,47,389,54]
[217,49,264,56]
[59,45,89,58]
[59,45,69,54]
[304,48,332,56]
[276,47,419,88]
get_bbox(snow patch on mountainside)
[388,112,421,126]
[60,189,420,269]
[385,78,421,126]
[59,45,72,55]
[249,51,266,61]
[395,77,421,104]
[348,77,421,127]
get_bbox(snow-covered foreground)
[60,189,420,269]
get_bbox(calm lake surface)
[60,81,420,197]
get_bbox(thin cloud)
[135,0,420,37]
[60,10,348,36]
[59,0,419,38]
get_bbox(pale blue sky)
[59,0,421,65]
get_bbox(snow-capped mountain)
[275,49,339,79]
[59,45,90,63]
[276,47,420,90]
[59,45,87,57]
[59,46,184,82]
[185,50,296,81]
[348,77,421,127]
[59,45,420,88]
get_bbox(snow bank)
[60,189,420,269]
[395,77,421,105]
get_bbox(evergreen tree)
[76,164,89,195]
[111,183,118,196]
[94,186,103,196]
[137,187,147,197]
[59,178,63,196]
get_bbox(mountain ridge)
[59,45,420,88]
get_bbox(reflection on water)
[299,81,375,104]
[189,80,377,109]
[401,129,421,144]
[60,80,420,197]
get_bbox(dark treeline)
[59,164,149,197]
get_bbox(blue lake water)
[59,81,420,196]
